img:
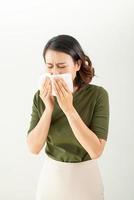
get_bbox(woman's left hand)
[53,78,74,114]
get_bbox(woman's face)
[44,49,81,81]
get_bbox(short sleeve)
[89,86,110,141]
[27,91,40,135]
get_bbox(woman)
[26,34,109,200]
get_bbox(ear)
[75,59,82,71]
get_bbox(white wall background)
[0,0,133,199]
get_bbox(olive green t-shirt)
[27,84,110,162]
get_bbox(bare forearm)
[27,108,53,154]
[65,107,101,159]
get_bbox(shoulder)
[85,84,109,106]
[88,84,109,97]
[90,85,109,110]
[97,85,109,101]
[34,89,40,97]
[32,89,40,103]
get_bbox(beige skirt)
[36,153,104,200]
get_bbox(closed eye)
[47,65,66,68]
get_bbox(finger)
[59,78,70,93]
[42,85,50,97]
[42,83,51,98]
[55,79,68,96]
[45,85,51,97]
[41,77,50,90]
[53,79,63,98]
[53,80,59,95]
[41,78,51,94]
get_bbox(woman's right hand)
[39,77,54,112]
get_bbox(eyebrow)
[46,62,66,65]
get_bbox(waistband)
[44,153,98,168]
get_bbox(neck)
[73,86,79,93]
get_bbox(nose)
[51,66,61,75]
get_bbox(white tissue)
[37,72,73,96]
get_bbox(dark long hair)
[43,34,96,89]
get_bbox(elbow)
[29,148,40,155]
[28,145,40,155]
[90,141,105,159]
[92,154,101,160]
[89,150,102,160]
[90,154,101,160]
[92,151,103,159]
